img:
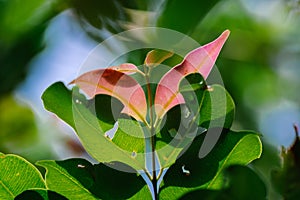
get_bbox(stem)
[144,66,159,200]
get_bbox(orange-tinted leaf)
[109,63,143,75]
[70,68,147,122]
[144,49,174,68]
[155,30,230,118]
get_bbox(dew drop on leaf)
[75,99,82,104]
[183,106,191,119]
[131,151,137,158]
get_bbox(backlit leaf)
[144,49,174,68]
[154,30,230,119]
[0,153,45,200]
[37,158,149,199]
[71,68,147,122]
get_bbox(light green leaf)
[198,84,235,129]
[112,118,145,154]
[42,82,145,170]
[129,185,152,200]
[36,160,97,200]
[0,153,45,200]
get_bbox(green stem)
[144,66,159,200]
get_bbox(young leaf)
[159,130,262,199]
[70,68,147,122]
[154,30,230,119]
[37,158,149,199]
[144,49,174,68]
[0,153,46,200]
[109,63,143,75]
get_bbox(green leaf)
[179,165,266,200]
[15,189,68,200]
[42,82,145,170]
[0,153,45,200]
[92,94,123,132]
[42,82,75,128]
[159,130,262,199]
[37,159,96,200]
[112,118,145,154]
[128,185,153,200]
[198,84,235,129]
[144,49,174,68]
[37,158,150,199]
[157,0,220,34]
[155,81,234,169]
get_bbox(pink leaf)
[154,30,230,119]
[109,63,143,75]
[70,68,147,122]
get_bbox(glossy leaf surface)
[159,130,262,199]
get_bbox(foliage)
[2,0,300,199]
[0,32,264,199]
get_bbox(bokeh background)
[1,0,300,199]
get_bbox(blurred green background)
[1,0,299,199]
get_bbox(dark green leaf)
[179,165,266,200]
[42,82,75,128]
[15,189,68,200]
[37,158,150,199]
[159,130,262,199]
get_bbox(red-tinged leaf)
[155,30,230,119]
[109,63,143,75]
[70,69,147,122]
[144,49,174,67]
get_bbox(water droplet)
[77,164,85,168]
[182,165,190,176]
[131,151,137,158]
[75,99,82,104]
[184,106,191,119]
[199,81,204,85]
[207,85,213,91]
